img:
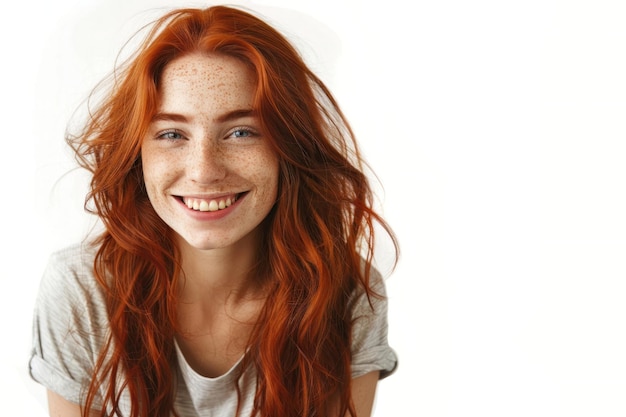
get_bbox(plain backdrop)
[2,0,626,416]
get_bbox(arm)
[350,371,380,417]
[329,371,381,417]
[47,390,99,417]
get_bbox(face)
[141,53,279,253]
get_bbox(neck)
[175,231,264,307]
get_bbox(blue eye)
[233,128,252,138]
[157,130,184,140]
[226,126,259,139]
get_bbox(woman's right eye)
[156,129,184,141]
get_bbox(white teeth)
[182,195,238,212]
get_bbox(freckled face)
[141,53,279,253]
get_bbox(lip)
[174,192,247,219]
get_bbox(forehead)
[157,53,256,110]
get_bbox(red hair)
[69,6,398,417]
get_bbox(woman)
[30,5,398,417]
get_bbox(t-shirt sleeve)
[29,245,107,406]
[350,268,397,380]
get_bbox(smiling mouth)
[179,193,243,212]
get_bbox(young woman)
[29,5,398,417]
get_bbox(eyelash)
[228,126,258,139]
[154,126,259,142]
[155,129,185,141]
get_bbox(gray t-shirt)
[30,242,397,416]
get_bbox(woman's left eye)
[229,127,257,139]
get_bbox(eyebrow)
[216,109,257,123]
[150,109,257,123]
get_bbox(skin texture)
[46,52,381,417]
[47,390,99,417]
[143,53,281,380]
[141,52,280,254]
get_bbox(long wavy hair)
[69,5,398,417]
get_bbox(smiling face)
[141,52,279,254]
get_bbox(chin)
[180,237,229,251]
[175,229,257,253]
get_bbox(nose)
[187,140,226,184]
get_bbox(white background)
[2,0,626,416]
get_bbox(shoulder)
[350,263,398,379]
[39,241,101,300]
[34,240,108,334]
[350,263,387,317]
[30,240,109,404]
[46,241,98,281]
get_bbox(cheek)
[255,152,280,195]
[141,153,156,189]
[141,149,172,194]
